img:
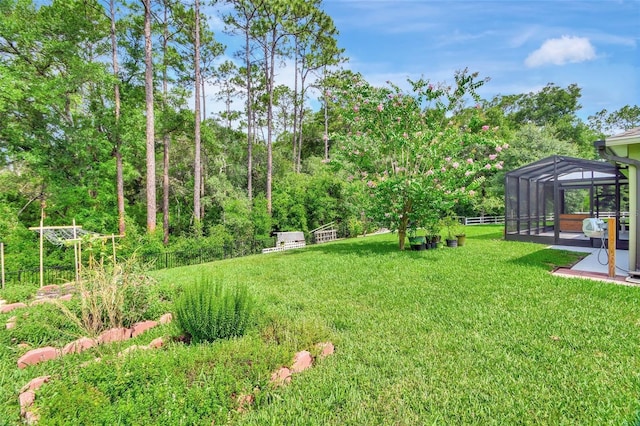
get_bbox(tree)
[224,0,262,203]
[212,60,242,129]
[500,123,577,170]
[589,105,640,135]
[108,0,126,236]
[193,0,202,233]
[142,0,156,233]
[332,70,506,250]
[290,5,342,172]
[157,0,189,245]
[0,0,119,230]
[254,0,297,215]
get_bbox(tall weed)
[58,255,154,336]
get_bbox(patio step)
[625,270,640,284]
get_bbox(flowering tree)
[331,69,507,250]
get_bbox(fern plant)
[174,278,253,343]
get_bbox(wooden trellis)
[29,218,121,287]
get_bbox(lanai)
[505,155,628,248]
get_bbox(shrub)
[174,278,253,343]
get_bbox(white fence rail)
[314,229,337,244]
[465,212,630,226]
[262,241,306,254]
[464,216,505,225]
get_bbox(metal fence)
[3,265,76,287]
[139,237,275,270]
[2,237,276,287]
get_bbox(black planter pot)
[408,236,426,251]
[446,239,458,248]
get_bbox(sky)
[208,0,639,124]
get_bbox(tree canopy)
[0,0,638,263]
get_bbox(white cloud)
[525,35,596,67]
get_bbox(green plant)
[332,70,506,250]
[2,302,84,347]
[174,278,253,343]
[0,283,37,303]
[441,216,463,240]
[57,255,155,336]
[425,218,442,239]
[347,217,364,237]
[407,234,426,245]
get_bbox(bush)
[174,278,253,343]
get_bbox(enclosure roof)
[505,155,626,185]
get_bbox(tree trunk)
[296,108,304,172]
[265,38,274,215]
[292,42,299,172]
[110,0,125,236]
[245,27,253,204]
[115,150,125,235]
[323,66,329,162]
[398,215,409,251]
[193,0,202,233]
[143,0,156,233]
[398,199,411,250]
[162,2,170,246]
[162,133,170,244]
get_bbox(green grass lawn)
[1,225,639,425]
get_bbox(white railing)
[311,222,338,244]
[469,212,630,226]
[576,211,629,219]
[464,216,505,225]
[314,229,337,244]
[262,241,306,254]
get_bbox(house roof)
[606,127,640,146]
[505,155,626,186]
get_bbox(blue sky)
[208,0,639,125]
[320,0,639,121]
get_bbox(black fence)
[139,237,276,270]
[3,265,76,287]
[2,237,276,287]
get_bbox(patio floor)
[549,244,635,284]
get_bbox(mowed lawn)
[158,225,640,424]
[1,225,639,424]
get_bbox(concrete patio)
[550,244,634,284]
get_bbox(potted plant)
[425,220,442,249]
[441,216,461,248]
[407,225,426,251]
[456,224,467,247]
